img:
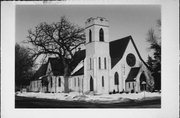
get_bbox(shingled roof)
[126,67,140,82]
[110,36,131,68]
[71,50,86,71]
[33,63,48,80]
[33,50,86,79]
[110,35,150,69]
[33,58,64,80]
[48,58,64,76]
[71,67,84,76]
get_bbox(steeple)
[85,17,109,43]
[84,17,110,94]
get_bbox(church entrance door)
[90,76,93,91]
[140,72,146,91]
[114,72,119,92]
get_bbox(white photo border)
[1,0,179,118]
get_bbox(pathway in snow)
[16,92,161,103]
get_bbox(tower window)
[102,76,104,87]
[90,58,91,70]
[89,29,92,42]
[99,28,104,42]
[104,57,106,69]
[99,57,101,69]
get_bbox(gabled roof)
[126,67,140,82]
[33,63,48,80]
[110,35,150,69]
[48,58,64,76]
[48,50,85,76]
[71,50,85,71]
[110,36,131,68]
[33,50,86,79]
[71,67,84,76]
[33,58,64,80]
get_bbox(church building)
[29,17,152,94]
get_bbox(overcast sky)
[16,5,160,62]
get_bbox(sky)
[16,5,161,63]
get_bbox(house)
[29,17,153,94]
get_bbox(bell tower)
[84,17,111,94]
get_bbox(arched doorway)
[140,72,146,91]
[90,76,93,91]
[114,72,119,92]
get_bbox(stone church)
[29,17,152,94]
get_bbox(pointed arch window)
[99,57,101,69]
[114,72,119,85]
[99,28,104,42]
[104,57,106,69]
[74,78,76,87]
[78,78,80,87]
[89,29,92,42]
[90,58,91,70]
[90,76,93,91]
[50,77,53,88]
[58,77,61,87]
[102,76,104,87]
[132,82,135,89]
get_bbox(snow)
[16,91,161,103]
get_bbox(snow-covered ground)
[16,91,161,103]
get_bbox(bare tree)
[27,16,85,93]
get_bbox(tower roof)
[85,17,109,28]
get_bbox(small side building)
[29,58,65,93]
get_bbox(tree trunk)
[64,76,69,93]
[63,59,70,93]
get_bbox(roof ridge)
[129,37,150,70]
[110,35,132,43]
